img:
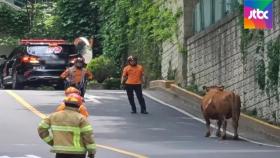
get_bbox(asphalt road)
[0,89,280,158]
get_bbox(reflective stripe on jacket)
[38,107,96,155]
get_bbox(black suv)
[0,39,78,89]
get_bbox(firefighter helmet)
[64,93,83,107]
[65,86,81,96]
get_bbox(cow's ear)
[203,86,209,92]
[219,86,224,91]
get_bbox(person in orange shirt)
[61,56,93,97]
[121,56,148,114]
[56,86,89,118]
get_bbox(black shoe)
[131,111,137,114]
[141,111,148,114]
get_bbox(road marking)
[6,90,47,118]
[6,90,148,158]
[96,144,148,158]
[84,94,102,104]
[143,92,280,148]
[0,155,41,158]
[84,94,121,104]
[170,149,280,154]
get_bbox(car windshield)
[27,45,77,56]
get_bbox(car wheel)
[12,72,23,90]
[3,84,12,89]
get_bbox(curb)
[148,80,280,144]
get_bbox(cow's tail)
[232,93,241,121]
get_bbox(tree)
[55,0,99,40]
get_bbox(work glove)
[88,154,95,158]
[120,83,126,90]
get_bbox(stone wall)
[161,0,196,85]
[185,0,280,122]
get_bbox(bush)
[87,55,118,83]
[185,84,205,96]
[103,78,121,90]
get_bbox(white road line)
[143,92,280,148]
[84,94,121,104]
[86,90,126,94]
[171,149,280,154]
[0,155,41,158]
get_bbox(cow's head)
[203,85,224,93]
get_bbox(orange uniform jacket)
[122,65,144,84]
[60,66,93,84]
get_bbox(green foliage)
[0,36,19,46]
[0,3,28,37]
[185,84,205,96]
[184,72,204,96]
[239,5,272,93]
[167,60,176,80]
[87,55,118,83]
[1,0,179,84]
[97,0,179,81]
[247,108,258,116]
[256,59,266,90]
[55,0,99,40]
[97,0,129,66]
[103,78,121,89]
[27,3,60,38]
[0,3,28,45]
[238,4,253,63]
[266,37,280,98]
[255,30,266,91]
[0,2,60,44]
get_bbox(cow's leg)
[232,116,239,140]
[232,96,240,140]
[204,117,211,137]
[232,120,239,140]
[221,117,227,140]
[232,94,241,140]
[216,120,222,137]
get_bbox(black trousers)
[56,153,86,158]
[125,84,147,112]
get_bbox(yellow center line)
[6,90,148,158]
[6,90,47,118]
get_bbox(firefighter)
[61,57,93,97]
[38,93,96,158]
[56,86,89,118]
[121,56,148,114]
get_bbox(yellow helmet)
[63,93,83,107]
[65,86,81,96]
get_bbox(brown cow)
[201,85,241,140]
